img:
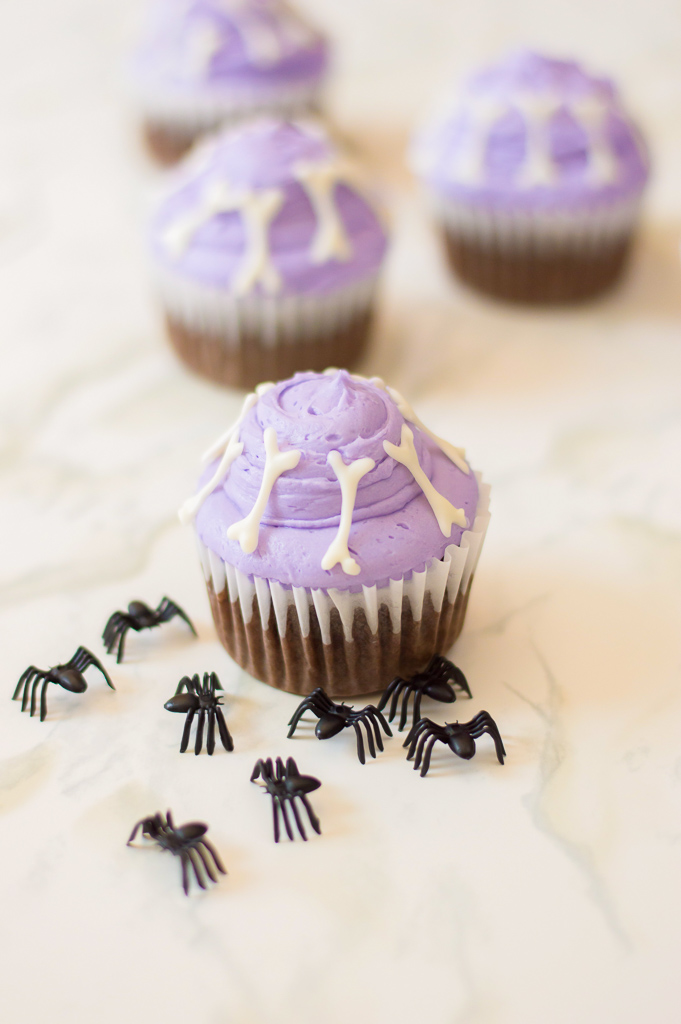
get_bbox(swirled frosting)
[413,50,649,211]
[150,119,388,296]
[193,371,480,591]
[132,0,329,99]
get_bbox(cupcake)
[412,50,650,303]
[132,0,330,164]
[150,119,389,389]
[179,370,490,696]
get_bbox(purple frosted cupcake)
[180,370,490,696]
[150,119,389,388]
[412,50,650,303]
[132,0,330,164]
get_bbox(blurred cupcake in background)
[412,50,650,304]
[132,0,330,164]
[150,119,389,388]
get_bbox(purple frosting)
[194,371,480,592]
[150,120,388,296]
[133,0,329,98]
[414,50,649,211]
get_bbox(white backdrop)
[1,2,680,1023]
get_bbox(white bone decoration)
[321,451,376,575]
[227,427,302,554]
[294,158,361,262]
[163,180,284,294]
[180,377,471,570]
[163,152,366,293]
[383,425,467,537]
[451,88,620,187]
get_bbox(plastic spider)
[377,654,472,732]
[164,672,233,755]
[127,810,226,895]
[287,686,392,764]
[404,711,506,777]
[12,646,114,722]
[102,596,196,663]
[251,757,322,843]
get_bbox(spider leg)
[419,735,440,777]
[180,853,190,896]
[398,685,415,732]
[362,716,377,759]
[300,795,322,835]
[179,708,196,753]
[215,708,234,751]
[206,711,215,756]
[40,678,50,722]
[22,671,44,713]
[404,716,430,754]
[194,710,206,755]
[72,647,114,689]
[199,838,227,876]
[157,598,197,636]
[376,675,400,716]
[412,729,433,772]
[126,819,145,844]
[452,664,472,698]
[13,667,36,701]
[411,688,424,729]
[208,671,223,691]
[174,675,192,695]
[366,709,386,752]
[186,847,207,891]
[467,712,506,764]
[116,625,128,665]
[288,796,308,841]
[286,692,330,736]
[272,797,281,843]
[191,842,218,884]
[278,798,295,841]
[30,673,43,718]
[352,721,366,764]
[102,613,127,652]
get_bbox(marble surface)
[2,1,681,1022]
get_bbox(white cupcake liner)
[197,475,491,644]
[430,190,643,253]
[156,268,380,350]
[135,76,324,136]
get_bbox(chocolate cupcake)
[180,370,490,696]
[132,0,330,164]
[150,120,388,389]
[412,50,650,303]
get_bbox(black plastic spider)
[12,646,114,722]
[377,654,472,732]
[127,810,226,895]
[164,672,233,755]
[287,686,392,764]
[102,597,197,663]
[404,711,506,777]
[251,757,322,843]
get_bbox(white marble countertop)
[2,1,681,1022]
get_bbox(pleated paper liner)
[157,272,379,389]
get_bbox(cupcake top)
[413,50,649,211]
[180,370,480,592]
[150,119,389,296]
[133,0,329,100]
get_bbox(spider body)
[404,711,506,777]
[127,810,226,895]
[164,672,233,755]
[251,756,322,842]
[378,654,472,732]
[287,686,392,764]
[102,596,196,663]
[12,646,114,722]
